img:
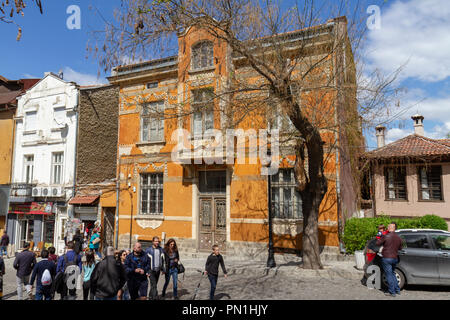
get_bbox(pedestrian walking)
[56,241,82,300]
[146,236,165,300]
[117,250,130,300]
[30,249,56,300]
[82,250,97,300]
[48,246,58,264]
[90,246,127,300]
[124,242,150,300]
[1,231,9,258]
[72,229,84,256]
[204,244,227,300]
[376,222,403,297]
[89,228,102,259]
[13,242,36,300]
[0,255,5,300]
[162,238,180,300]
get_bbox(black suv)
[363,229,450,289]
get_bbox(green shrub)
[419,215,448,231]
[342,214,448,254]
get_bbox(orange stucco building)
[107,18,360,258]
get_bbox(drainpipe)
[70,86,80,219]
[114,158,120,249]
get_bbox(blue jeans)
[162,267,178,297]
[94,248,102,259]
[208,274,218,300]
[35,285,52,300]
[0,246,7,257]
[95,296,117,300]
[381,258,400,294]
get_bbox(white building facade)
[8,73,79,254]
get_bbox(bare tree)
[0,0,43,40]
[91,0,403,269]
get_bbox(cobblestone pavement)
[2,256,450,300]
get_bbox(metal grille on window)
[141,173,163,215]
[270,169,302,219]
[385,167,406,200]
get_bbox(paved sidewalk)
[180,256,364,280]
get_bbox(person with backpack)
[82,250,97,300]
[56,241,82,300]
[30,249,56,300]
[90,246,127,300]
[48,246,58,264]
[72,229,84,256]
[13,242,36,300]
[89,228,101,259]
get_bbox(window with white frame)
[142,101,165,142]
[140,173,163,215]
[192,41,213,70]
[270,168,302,219]
[25,111,37,132]
[51,152,64,185]
[24,155,34,184]
[192,88,214,137]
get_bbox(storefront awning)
[69,195,99,205]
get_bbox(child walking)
[204,244,227,300]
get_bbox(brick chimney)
[411,114,424,136]
[375,125,386,148]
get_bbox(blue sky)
[1,0,449,150]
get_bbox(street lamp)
[267,173,276,268]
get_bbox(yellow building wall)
[0,112,14,184]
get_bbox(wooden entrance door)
[199,196,226,252]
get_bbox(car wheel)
[381,269,405,290]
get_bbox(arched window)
[191,41,213,70]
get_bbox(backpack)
[63,254,79,290]
[41,269,52,286]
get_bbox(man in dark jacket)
[204,244,227,300]
[124,242,150,300]
[1,231,9,258]
[30,249,56,300]
[13,242,36,300]
[90,246,127,300]
[56,241,82,300]
[72,229,84,255]
[146,236,166,300]
[376,223,403,297]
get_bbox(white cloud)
[365,0,450,82]
[385,127,413,144]
[62,67,107,86]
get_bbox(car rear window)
[400,234,431,249]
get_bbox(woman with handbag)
[162,238,182,300]
[89,229,102,260]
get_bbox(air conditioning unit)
[32,187,41,197]
[41,187,50,197]
[51,187,65,197]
